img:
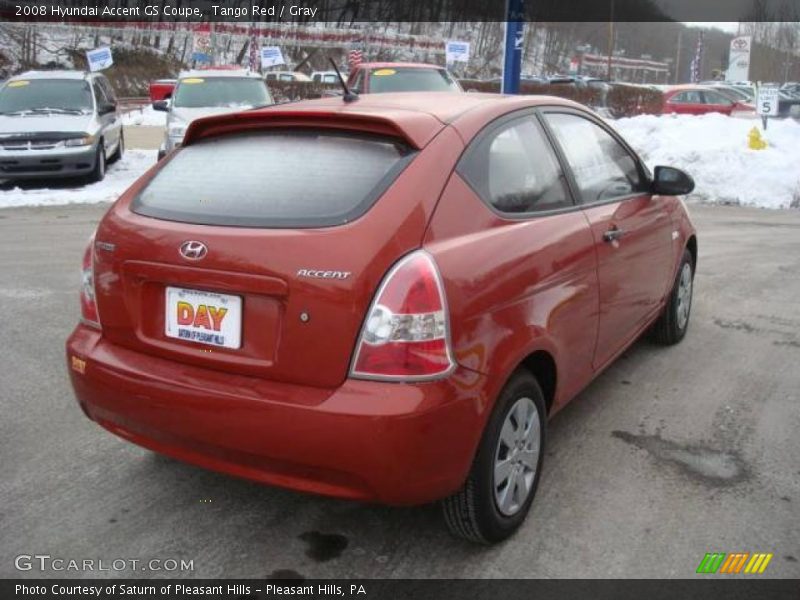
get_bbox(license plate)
[165,287,242,349]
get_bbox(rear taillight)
[80,238,100,329]
[351,251,454,381]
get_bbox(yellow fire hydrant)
[748,127,768,150]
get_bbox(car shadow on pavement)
[119,337,668,577]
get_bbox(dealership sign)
[261,46,286,68]
[445,41,470,63]
[86,47,113,72]
[726,36,751,82]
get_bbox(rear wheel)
[442,370,546,544]
[652,248,694,345]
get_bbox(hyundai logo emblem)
[179,240,208,261]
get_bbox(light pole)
[606,0,615,80]
[501,0,525,94]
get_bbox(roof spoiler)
[182,109,435,149]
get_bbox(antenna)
[329,57,358,103]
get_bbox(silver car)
[154,70,272,160]
[0,70,123,182]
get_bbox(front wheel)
[88,142,106,183]
[109,131,124,163]
[652,248,694,345]
[442,370,546,544]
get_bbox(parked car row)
[151,63,462,161]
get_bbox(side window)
[91,79,106,108]
[702,91,733,106]
[671,90,702,104]
[544,113,646,204]
[99,77,116,103]
[459,115,572,214]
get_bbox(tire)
[442,370,546,544]
[109,132,124,163]
[88,142,106,183]
[652,248,694,345]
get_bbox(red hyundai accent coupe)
[66,92,697,543]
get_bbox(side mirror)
[152,100,169,112]
[98,102,116,115]
[652,166,695,196]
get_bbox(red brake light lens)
[80,238,100,329]
[351,251,454,381]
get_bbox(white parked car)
[153,69,271,160]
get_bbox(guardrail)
[118,97,150,114]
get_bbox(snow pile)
[122,106,166,127]
[613,113,800,209]
[0,150,156,209]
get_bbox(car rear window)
[131,130,416,228]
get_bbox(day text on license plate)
[165,287,242,349]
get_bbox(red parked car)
[346,62,462,94]
[66,93,697,543]
[148,79,176,102]
[662,85,755,116]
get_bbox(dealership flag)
[348,49,363,70]
[261,46,285,69]
[248,24,259,71]
[445,41,470,64]
[690,30,704,83]
[86,47,113,72]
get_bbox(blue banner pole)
[501,0,525,94]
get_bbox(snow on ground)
[0,150,156,209]
[613,113,800,209]
[1,115,799,210]
[121,106,166,127]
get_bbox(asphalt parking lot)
[0,202,798,579]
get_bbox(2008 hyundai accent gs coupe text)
[66,92,697,544]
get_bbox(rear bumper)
[0,145,96,179]
[66,325,488,505]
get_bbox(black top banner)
[0,0,797,23]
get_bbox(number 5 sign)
[757,85,779,117]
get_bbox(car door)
[441,111,599,407]
[666,90,705,114]
[700,90,735,115]
[97,76,122,149]
[541,110,674,369]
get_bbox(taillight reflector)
[350,251,454,381]
[80,238,101,329]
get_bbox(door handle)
[603,226,625,242]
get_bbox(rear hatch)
[92,116,462,388]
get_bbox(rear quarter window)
[131,130,416,227]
